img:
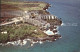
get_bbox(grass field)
[1,1,49,11]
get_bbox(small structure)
[1,31,7,34]
[40,14,57,20]
[43,23,50,30]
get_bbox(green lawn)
[0,24,46,43]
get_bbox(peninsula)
[0,0,62,46]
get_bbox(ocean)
[0,0,80,52]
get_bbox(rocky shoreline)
[0,35,62,46]
[0,25,62,46]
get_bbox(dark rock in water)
[53,30,57,33]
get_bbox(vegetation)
[0,0,51,43]
[0,24,46,43]
[1,1,49,11]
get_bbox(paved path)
[0,20,21,26]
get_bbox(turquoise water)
[0,0,80,52]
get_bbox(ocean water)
[0,0,80,52]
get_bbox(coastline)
[0,1,62,46]
[0,35,62,46]
[0,24,62,46]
